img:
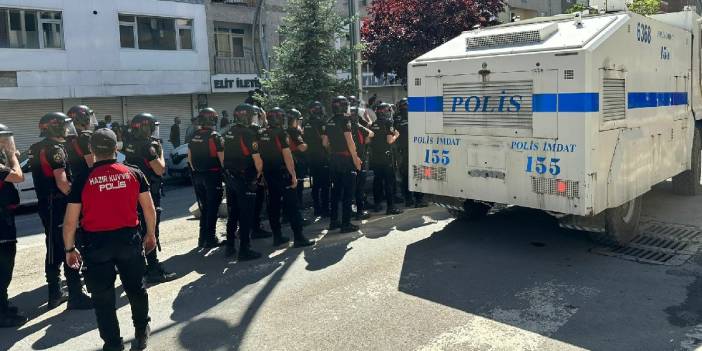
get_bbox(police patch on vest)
[252,141,259,152]
[53,151,64,163]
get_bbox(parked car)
[167,143,190,179]
[17,150,125,208]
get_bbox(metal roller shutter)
[81,97,124,124]
[125,95,192,156]
[206,93,246,117]
[0,99,63,153]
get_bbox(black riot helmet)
[348,96,359,107]
[0,124,12,137]
[308,101,325,120]
[331,96,349,116]
[287,109,302,127]
[396,98,408,121]
[67,105,97,130]
[233,103,256,126]
[197,107,219,128]
[130,113,160,140]
[375,103,394,121]
[39,112,73,138]
[267,107,286,128]
[0,123,15,155]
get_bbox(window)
[0,8,62,49]
[119,14,194,50]
[215,28,245,57]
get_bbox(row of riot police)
[0,105,175,341]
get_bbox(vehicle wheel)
[589,196,642,246]
[672,127,701,195]
[448,200,491,221]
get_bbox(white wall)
[0,0,210,100]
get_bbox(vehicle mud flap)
[428,195,491,221]
[558,213,606,234]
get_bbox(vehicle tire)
[589,196,642,246]
[448,200,491,221]
[672,127,701,196]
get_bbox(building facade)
[0,0,209,155]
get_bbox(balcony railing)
[215,55,257,74]
[362,72,404,87]
[211,0,256,6]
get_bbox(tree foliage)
[262,0,356,109]
[361,0,504,81]
[627,0,661,15]
[565,3,589,13]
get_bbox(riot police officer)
[29,112,92,310]
[222,104,263,260]
[123,113,176,284]
[259,108,315,247]
[65,105,98,178]
[395,98,427,207]
[350,100,374,220]
[0,124,28,327]
[323,96,363,232]
[286,108,307,206]
[304,101,330,218]
[250,106,272,238]
[188,108,226,249]
[63,128,155,351]
[370,103,403,215]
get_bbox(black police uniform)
[65,130,93,179]
[325,115,357,227]
[0,152,20,319]
[287,126,307,205]
[249,124,268,234]
[303,117,330,217]
[350,114,371,219]
[69,159,151,350]
[29,138,85,303]
[222,124,260,254]
[395,116,424,206]
[370,118,398,212]
[123,137,167,270]
[188,128,225,246]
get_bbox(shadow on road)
[398,206,697,350]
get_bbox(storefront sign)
[211,74,262,93]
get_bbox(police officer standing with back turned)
[324,96,363,233]
[63,128,155,351]
[188,108,226,249]
[65,105,98,179]
[304,101,330,218]
[395,98,428,208]
[349,98,374,221]
[370,103,403,215]
[286,108,308,206]
[0,124,28,328]
[222,104,264,260]
[249,106,272,238]
[259,108,315,247]
[30,112,92,310]
[123,113,176,284]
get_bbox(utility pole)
[348,0,363,101]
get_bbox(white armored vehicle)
[407,4,702,245]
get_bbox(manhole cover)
[592,221,702,265]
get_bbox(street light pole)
[348,0,363,101]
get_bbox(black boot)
[48,285,68,310]
[272,233,290,247]
[145,264,177,284]
[354,210,371,221]
[238,247,262,261]
[339,223,359,233]
[0,308,27,328]
[67,292,93,310]
[202,237,225,249]
[131,324,150,350]
[386,208,403,215]
[102,339,124,351]
[293,233,315,248]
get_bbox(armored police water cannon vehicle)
[407,1,702,246]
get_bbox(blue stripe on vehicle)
[408,96,443,112]
[532,94,558,112]
[627,92,688,109]
[532,93,599,112]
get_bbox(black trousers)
[138,182,162,267]
[400,155,423,202]
[38,197,83,296]
[294,158,307,206]
[225,173,257,250]
[0,242,16,311]
[355,169,368,214]
[309,158,330,215]
[82,229,149,347]
[253,184,265,230]
[372,162,396,209]
[265,170,304,239]
[330,157,357,225]
[192,172,223,243]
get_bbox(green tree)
[627,0,661,15]
[262,0,356,109]
[565,3,588,13]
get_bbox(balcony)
[214,55,257,74]
[362,72,403,87]
[211,0,257,5]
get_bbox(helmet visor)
[151,124,160,139]
[0,135,16,156]
[66,121,77,137]
[89,112,98,130]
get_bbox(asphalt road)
[3,182,702,351]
